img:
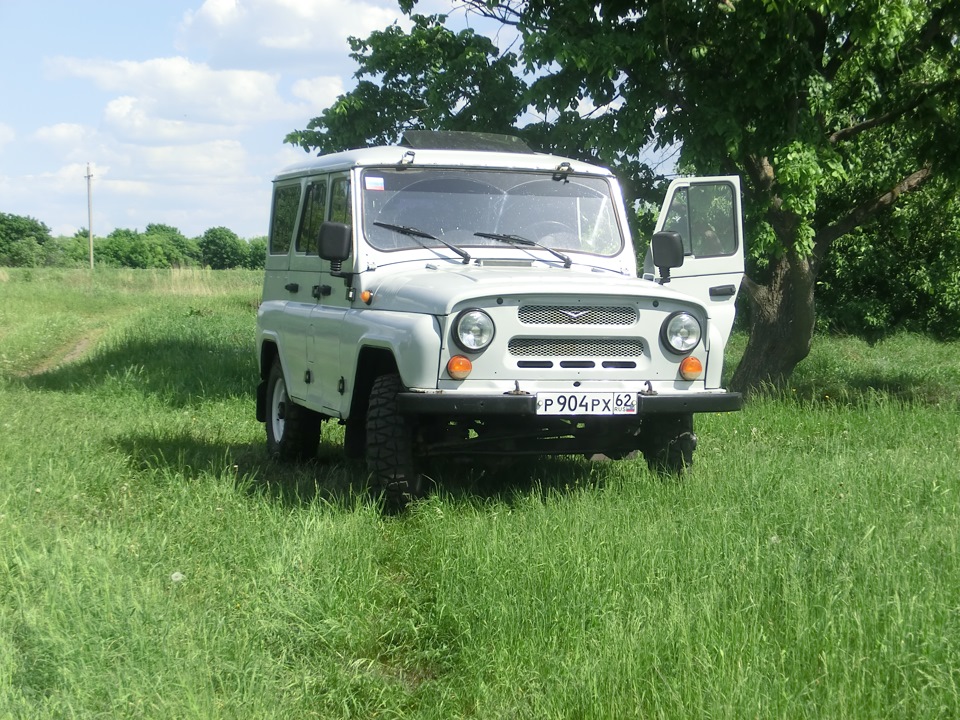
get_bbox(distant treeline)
[0,212,265,270]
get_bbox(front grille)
[508,337,645,357]
[518,305,637,326]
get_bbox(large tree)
[199,226,247,270]
[288,1,960,392]
[286,14,527,153]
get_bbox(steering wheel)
[525,220,578,248]
[526,221,573,237]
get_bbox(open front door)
[645,176,745,343]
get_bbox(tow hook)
[505,380,530,396]
[640,381,658,396]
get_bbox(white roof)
[274,145,614,181]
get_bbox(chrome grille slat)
[518,305,637,325]
[508,338,645,357]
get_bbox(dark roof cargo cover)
[399,130,535,154]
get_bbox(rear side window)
[270,184,301,255]
[296,180,327,254]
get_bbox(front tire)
[641,414,697,474]
[265,358,321,461]
[365,373,423,508]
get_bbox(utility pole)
[85,163,94,269]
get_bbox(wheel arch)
[256,339,281,422]
[346,346,400,425]
[259,339,280,380]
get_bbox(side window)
[296,180,327,254]
[661,188,691,252]
[663,184,737,257]
[270,184,301,255]
[690,184,736,257]
[330,177,352,225]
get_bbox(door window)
[661,183,737,257]
[296,180,327,254]
[330,177,352,224]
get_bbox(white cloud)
[178,0,406,67]
[104,179,153,197]
[33,123,92,145]
[139,139,248,177]
[47,56,303,129]
[272,142,314,170]
[102,95,242,144]
[290,75,344,110]
[260,31,315,51]
[191,0,244,26]
[24,163,93,193]
[0,123,14,150]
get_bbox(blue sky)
[0,0,435,239]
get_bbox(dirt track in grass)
[18,328,106,377]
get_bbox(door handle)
[709,284,736,298]
[285,282,299,293]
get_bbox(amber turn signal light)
[679,356,703,380]
[447,355,473,380]
[360,290,373,304]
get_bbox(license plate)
[536,391,637,416]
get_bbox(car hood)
[361,262,704,316]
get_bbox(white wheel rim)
[270,376,287,441]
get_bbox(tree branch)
[916,2,953,57]
[813,166,933,262]
[828,97,925,145]
[460,0,524,28]
[827,79,960,145]
[821,31,855,83]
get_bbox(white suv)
[256,131,744,505]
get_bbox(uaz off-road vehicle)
[256,131,744,504]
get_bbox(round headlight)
[454,309,495,352]
[661,311,702,354]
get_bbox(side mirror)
[318,222,351,263]
[651,230,684,284]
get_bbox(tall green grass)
[1,268,958,718]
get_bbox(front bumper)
[397,391,742,416]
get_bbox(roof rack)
[399,130,534,154]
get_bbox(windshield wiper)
[374,221,471,264]
[474,232,572,268]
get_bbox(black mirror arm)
[329,259,355,287]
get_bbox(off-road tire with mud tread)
[641,414,697,474]
[365,373,422,507]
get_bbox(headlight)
[454,309,495,352]
[661,311,702,354]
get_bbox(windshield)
[361,168,624,257]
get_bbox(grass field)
[1,267,958,718]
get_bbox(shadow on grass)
[112,431,370,509]
[111,428,640,512]
[22,334,257,408]
[413,452,658,508]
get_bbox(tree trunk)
[729,249,817,395]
